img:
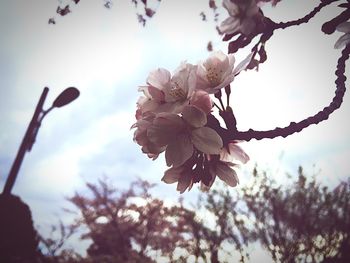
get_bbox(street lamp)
[2,87,80,195]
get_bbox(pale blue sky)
[0,0,349,260]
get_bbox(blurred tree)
[242,167,350,263]
[40,168,350,262]
[65,178,185,262]
[38,220,81,263]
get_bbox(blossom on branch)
[196,50,235,93]
[148,106,223,167]
[133,51,250,192]
[220,141,250,164]
[196,50,251,93]
[334,21,350,49]
[132,112,165,160]
[219,0,263,36]
[137,62,197,115]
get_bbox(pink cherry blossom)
[160,129,249,193]
[161,165,194,194]
[162,156,241,193]
[219,0,262,36]
[132,112,165,160]
[210,161,240,187]
[220,141,250,164]
[196,51,252,93]
[133,52,252,192]
[147,105,223,167]
[189,90,213,114]
[196,50,236,93]
[137,62,197,115]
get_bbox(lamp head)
[52,87,80,108]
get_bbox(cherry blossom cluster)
[133,0,350,193]
[132,51,250,193]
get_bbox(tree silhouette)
[242,167,350,262]
[39,168,350,262]
[62,179,186,262]
[0,194,40,263]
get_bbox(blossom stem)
[220,106,237,132]
[213,102,223,111]
[225,85,231,106]
[218,98,225,111]
[215,91,225,111]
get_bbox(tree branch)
[229,44,349,141]
[275,0,340,30]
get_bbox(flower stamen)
[206,67,222,86]
[170,82,187,100]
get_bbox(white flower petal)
[223,0,239,16]
[216,162,239,187]
[336,22,350,33]
[147,113,184,146]
[233,52,254,75]
[165,134,193,167]
[219,17,240,35]
[147,68,171,90]
[212,74,235,92]
[182,105,207,128]
[162,167,182,184]
[177,173,192,193]
[334,33,350,49]
[191,127,223,154]
[220,143,250,164]
[148,85,165,102]
[139,99,160,113]
[190,90,212,114]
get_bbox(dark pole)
[2,87,49,195]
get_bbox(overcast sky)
[0,0,349,260]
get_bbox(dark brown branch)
[227,0,339,54]
[230,44,350,141]
[275,0,339,30]
[322,5,350,34]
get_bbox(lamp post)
[2,86,80,195]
